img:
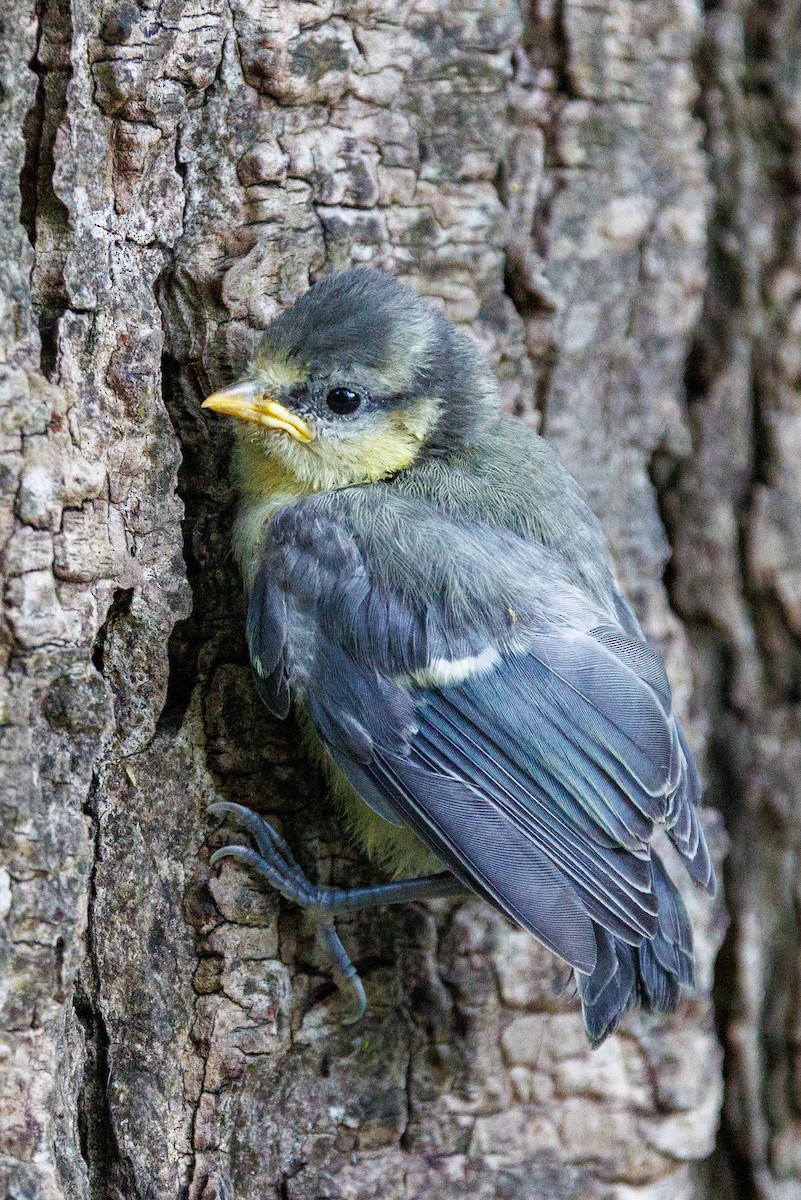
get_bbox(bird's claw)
[207,801,366,1025]
[208,800,304,881]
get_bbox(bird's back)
[388,414,623,620]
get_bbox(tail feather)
[577,853,695,1046]
[578,928,637,1046]
[667,725,716,893]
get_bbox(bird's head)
[202,268,497,495]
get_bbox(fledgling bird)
[202,267,714,1044]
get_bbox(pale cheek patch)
[264,399,442,492]
[406,645,501,689]
[323,399,442,483]
[234,395,442,498]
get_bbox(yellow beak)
[201,381,313,443]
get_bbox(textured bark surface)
[3,0,799,1197]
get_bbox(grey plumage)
[209,267,714,1044]
[247,407,712,1043]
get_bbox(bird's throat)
[231,397,442,587]
[232,440,314,587]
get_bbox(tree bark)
[3,0,799,1197]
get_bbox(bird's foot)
[209,801,316,903]
[208,801,466,1023]
[208,801,367,1023]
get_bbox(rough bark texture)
[3,0,800,1196]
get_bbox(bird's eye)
[326,387,362,415]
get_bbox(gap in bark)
[73,982,135,1200]
[73,771,143,1200]
[657,39,748,1193]
[650,440,757,1200]
[496,0,564,429]
[18,0,47,250]
[657,116,760,1194]
[37,305,62,379]
[551,0,577,102]
[92,587,134,677]
[18,0,74,381]
[155,352,203,734]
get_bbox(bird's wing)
[249,495,713,978]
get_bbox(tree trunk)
[2,0,799,1196]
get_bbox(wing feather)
[246,565,290,718]
[250,496,714,986]
[363,752,600,973]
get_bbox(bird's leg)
[207,801,466,1022]
[208,802,464,911]
[315,917,367,1025]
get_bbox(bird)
[201,266,714,1045]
